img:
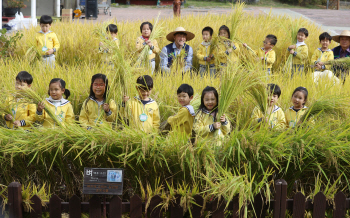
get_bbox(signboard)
[83,168,124,195]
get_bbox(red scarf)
[142,36,149,41]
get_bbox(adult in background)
[330,30,350,80]
[160,27,195,74]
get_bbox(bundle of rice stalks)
[190,94,201,112]
[25,45,42,63]
[324,57,350,68]
[217,65,261,119]
[135,12,164,69]
[17,88,63,127]
[299,95,349,123]
[248,83,268,114]
[281,17,301,73]
[230,2,245,42]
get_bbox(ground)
[86,5,350,34]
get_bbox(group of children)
[36,15,337,79]
[4,70,313,141]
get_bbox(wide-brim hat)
[166,27,195,42]
[332,30,350,43]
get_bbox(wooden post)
[49,195,62,218]
[69,195,82,218]
[212,198,225,218]
[253,193,266,218]
[149,195,162,218]
[292,192,305,218]
[130,195,142,218]
[170,194,182,218]
[313,192,326,218]
[89,195,101,218]
[109,196,122,218]
[192,195,204,218]
[273,179,287,218]
[333,192,346,218]
[8,182,23,218]
[30,195,42,218]
[337,0,340,10]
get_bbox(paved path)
[88,6,349,34]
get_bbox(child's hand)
[146,40,153,47]
[37,102,45,112]
[288,45,296,50]
[227,48,233,53]
[46,49,54,55]
[243,43,247,48]
[315,63,321,70]
[289,49,295,54]
[206,57,212,62]
[213,122,221,130]
[256,57,261,62]
[123,95,130,102]
[13,120,21,127]
[103,103,110,113]
[220,115,226,123]
[318,62,324,66]
[4,114,13,121]
[99,42,103,46]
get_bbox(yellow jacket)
[311,48,334,71]
[193,109,231,139]
[251,105,286,129]
[196,41,216,65]
[36,31,60,55]
[79,97,117,128]
[167,105,195,135]
[292,43,308,65]
[285,106,313,128]
[216,39,240,64]
[255,48,276,70]
[35,97,74,128]
[136,36,160,60]
[122,97,160,133]
[2,96,36,129]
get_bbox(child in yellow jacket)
[122,75,160,133]
[2,71,36,129]
[197,27,216,77]
[311,32,339,84]
[36,15,60,68]
[288,28,308,77]
[99,24,120,65]
[136,22,160,73]
[79,74,117,129]
[167,84,195,136]
[193,86,231,139]
[36,78,74,128]
[251,84,286,130]
[285,87,314,128]
[243,34,277,75]
[216,25,240,67]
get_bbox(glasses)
[263,41,271,45]
[93,83,105,87]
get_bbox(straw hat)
[166,27,195,42]
[332,30,350,43]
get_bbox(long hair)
[198,86,219,114]
[89,74,109,100]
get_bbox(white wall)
[21,0,55,16]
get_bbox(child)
[193,86,231,139]
[251,84,286,129]
[244,35,277,75]
[311,32,339,84]
[79,74,117,129]
[3,71,36,129]
[216,25,240,67]
[122,75,160,133]
[197,26,216,77]
[99,24,119,64]
[36,78,74,128]
[288,28,308,77]
[285,87,309,128]
[36,15,60,68]
[136,22,160,73]
[167,84,195,136]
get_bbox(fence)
[2,179,350,218]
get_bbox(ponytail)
[64,89,71,99]
[49,78,70,99]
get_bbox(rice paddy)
[0,4,350,216]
